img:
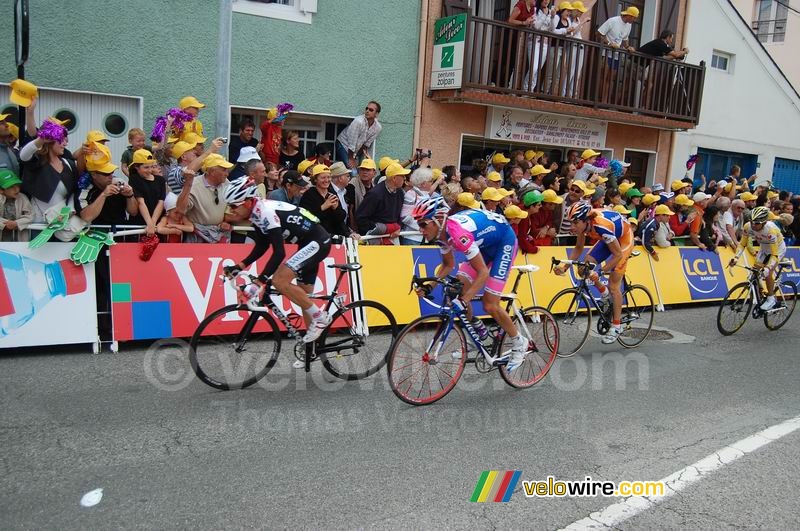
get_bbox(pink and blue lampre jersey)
[443,209,515,258]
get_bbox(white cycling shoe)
[602,326,622,344]
[506,335,528,372]
[760,296,776,311]
[303,311,331,344]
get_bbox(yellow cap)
[180,131,207,144]
[457,192,481,209]
[642,193,660,206]
[498,187,514,197]
[487,171,503,182]
[379,156,400,172]
[85,143,112,172]
[297,159,315,175]
[618,182,634,195]
[6,123,19,139]
[674,194,694,207]
[504,205,529,220]
[311,164,331,177]
[49,116,71,127]
[172,141,197,160]
[358,158,377,170]
[571,1,588,13]
[481,188,504,202]
[530,164,551,177]
[571,180,594,197]
[558,1,573,10]
[768,211,780,220]
[432,168,442,180]
[491,152,510,165]
[542,189,564,204]
[132,149,158,165]
[593,174,609,184]
[202,153,234,171]
[739,191,758,201]
[628,217,639,225]
[671,180,688,192]
[621,6,640,17]
[9,79,38,107]
[524,150,536,161]
[767,191,779,200]
[89,161,118,174]
[86,130,108,144]
[654,204,675,216]
[0,113,9,121]
[179,96,205,110]
[613,205,632,215]
[385,162,411,178]
[581,149,601,160]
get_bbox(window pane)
[711,55,719,68]
[325,123,335,140]
[758,0,772,22]
[104,113,127,137]
[719,57,728,71]
[54,109,78,132]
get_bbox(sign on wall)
[485,108,608,149]
[431,13,467,91]
[0,243,97,348]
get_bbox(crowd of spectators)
[0,91,798,256]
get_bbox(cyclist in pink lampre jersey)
[411,196,530,371]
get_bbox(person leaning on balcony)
[638,30,688,60]
[336,101,382,170]
[597,6,638,103]
[567,2,590,98]
[521,1,558,91]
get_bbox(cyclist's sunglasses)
[418,220,434,229]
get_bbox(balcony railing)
[461,16,705,124]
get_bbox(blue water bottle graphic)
[0,250,87,337]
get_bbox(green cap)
[625,188,644,198]
[0,169,22,189]
[522,190,544,207]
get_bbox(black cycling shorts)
[285,228,332,286]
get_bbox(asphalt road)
[1,305,798,529]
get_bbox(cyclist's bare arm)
[570,231,586,260]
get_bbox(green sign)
[431,13,467,91]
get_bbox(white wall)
[671,0,800,184]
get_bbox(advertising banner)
[779,247,800,295]
[486,108,608,149]
[431,13,467,90]
[358,245,534,325]
[0,243,97,348]
[109,243,350,341]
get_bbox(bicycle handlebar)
[550,257,596,272]
[410,275,463,300]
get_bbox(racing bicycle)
[717,261,797,335]
[546,253,654,356]
[386,265,559,406]
[189,263,398,390]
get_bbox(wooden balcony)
[433,15,705,129]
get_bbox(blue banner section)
[780,248,800,294]
[411,247,486,316]
[679,248,729,300]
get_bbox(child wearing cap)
[0,169,33,242]
[157,192,194,243]
[128,149,167,235]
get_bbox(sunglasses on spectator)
[365,107,378,113]
[213,188,219,205]
[570,187,583,194]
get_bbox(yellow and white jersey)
[739,221,785,258]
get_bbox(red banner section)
[109,243,350,341]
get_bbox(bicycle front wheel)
[547,288,592,357]
[499,306,559,389]
[387,315,466,406]
[617,285,654,348]
[717,282,752,336]
[320,300,398,380]
[764,281,797,331]
[189,305,281,390]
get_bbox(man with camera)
[638,30,689,108]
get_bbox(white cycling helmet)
[223,177,259,206]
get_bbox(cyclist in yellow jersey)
[728,206,786,311]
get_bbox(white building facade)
[671,0,800,192]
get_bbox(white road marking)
[561,415,800,530]
[80,488,103,508]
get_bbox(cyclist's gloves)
[419,282,434,297]
[223,264,242,278]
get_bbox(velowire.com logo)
[470,470,522,503]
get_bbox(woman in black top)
[279,130,305,170]
[299,165,349,237]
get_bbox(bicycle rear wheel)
[387,315,466,406]
[617,285,654,348]
[189,305,281,390]
[499,306,559,389]
[547,288,591,357]
[764,281,797,331]
[320,300,398,380]
[717,282,752,336]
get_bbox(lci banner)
[109,243,350,341]
[780,247,800,294]
[0,243,97,348]
[678,247,729,300]
[485,108,608,149]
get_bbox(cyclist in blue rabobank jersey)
[222,175,333,343]
[412,196,529,371]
